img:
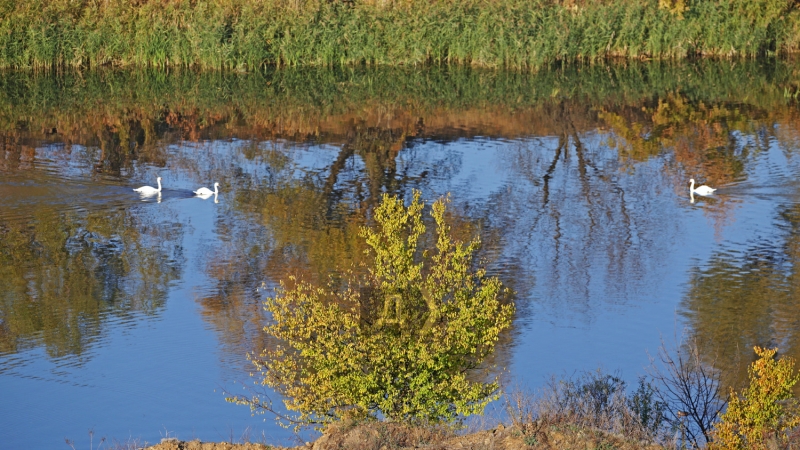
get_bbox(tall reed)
[1,0,799,70]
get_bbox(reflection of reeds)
[1,62,799,143]
[1,0,799,70]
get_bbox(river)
[1,62,800,447]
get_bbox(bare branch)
[648,333,726,447]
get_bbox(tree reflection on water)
[1,61,800,397]
[0,205,182,358]
[682,201,800,391]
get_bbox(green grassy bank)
[1,0,799,70]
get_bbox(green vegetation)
[507,348,800,449]
[710,347,800,449]
[228,190,513,427]
[1,0,799,70]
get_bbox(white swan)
[690,178,716,196]
[133,177,162,196]
[194,182,219,197]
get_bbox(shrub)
[229,190,514,428]
[507,370,665,443]
[710,347,800,449]
[628,376,667,437]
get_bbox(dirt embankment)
[145,422,665,450]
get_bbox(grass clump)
[506,370,668,446]
[1,0,799,70]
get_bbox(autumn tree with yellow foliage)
[229,190,514,428]
[710,347,800,449]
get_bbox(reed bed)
[1,0,799,70]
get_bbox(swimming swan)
[133,177,162,196]
[690,178,716,196]
[193,182,219,197]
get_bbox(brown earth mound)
[145,422,666,450]
[146,439,273,450]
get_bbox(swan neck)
[214,184,218,195]
[690,180,695,192]
[157,178,162,191]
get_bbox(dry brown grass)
[142,422,667,450]
[146,438,272,450]
[505,371,670,449]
